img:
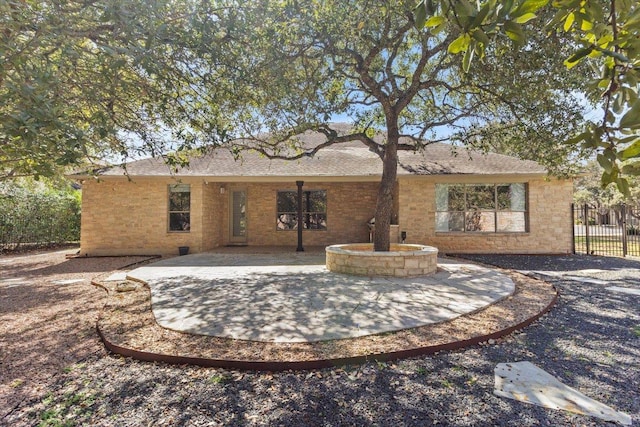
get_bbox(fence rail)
[0,206,80,253]
[572,203,640,257]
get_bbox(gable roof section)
[397,143,545,175]
[85,135,547,179]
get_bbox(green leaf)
[597,153,613,173]
[453,0,475,18]
[471,28,491,46]
[619,140,640,160]
[498,0,515,18]
[620,99,640,129]
[565,131,590,145]
[601,166,618,187]
[564,46,593,69]
[448,33,471,54]
[414,1,427,29]
[580,19,593,31]
[514,13,537,24]
[625,11,640,29]
[616,177,630,196]
[625,70,638,88]
[604,148,617,163]
[563,12,575,32]
[503,21,525,46]
[598,48,631,63]
[546,9,567,31]
[621,161,640,175]
[472,3,491,27]
[514,0,549,15]
[425,16,445,28]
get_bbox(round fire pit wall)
[325,244,438,277]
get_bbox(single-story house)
[72,131,573,256]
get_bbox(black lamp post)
[296,180,304,252]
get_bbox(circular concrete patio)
[123,252,515,343]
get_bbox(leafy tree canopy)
[415,0,640,194]
[192,0,589,249]
[0,0,230,180]
[574,159,640,207]
[2,0,595,250]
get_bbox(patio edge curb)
[95,286,558,372]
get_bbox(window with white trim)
[435,183,527,232]
[168,184,190,231]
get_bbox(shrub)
[0,182,81,251]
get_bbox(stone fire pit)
[325,243,438,277]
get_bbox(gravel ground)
[1,251,639,426]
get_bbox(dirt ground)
[0,249,151,420]
[1,249,638,426]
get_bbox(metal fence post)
[584,203,590,255]
[571,203,576,254]
[622,204,628,257]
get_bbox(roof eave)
[67,174,384,182]
[69,171,555,182]
[398,172,551,182]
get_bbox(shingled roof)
[87,129,547,178]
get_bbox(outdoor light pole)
[296,180,304,252]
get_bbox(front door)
[229,189,247,244]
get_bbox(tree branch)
[234,125,385,160]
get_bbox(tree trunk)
[373,124,399,251]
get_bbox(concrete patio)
[118,251,515,343]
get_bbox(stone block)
[404,258,421,269]
[394,268,409,277]
[419,260,434,269]
[351,267,367,276]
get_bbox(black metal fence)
[0,199,80,253]
[572,203,640,257]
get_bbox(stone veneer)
[80,179,380,255]
[219,182,379,247]
[397,177,573,254]
[326,244,438,277]
[80,178,207,256]
[79,175,573,256]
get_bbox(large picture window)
[435,183,527,233]
[277,190,327,231]
[168,184,190,232]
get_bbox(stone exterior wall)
[218,181,378,247]
[397,177,573,254]
[80,175,572,255]
[201,182,223,251]
[80,178,210,256]
[80,179,378,255]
